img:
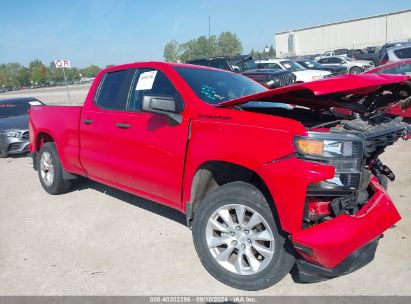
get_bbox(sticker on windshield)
[136,70,157,90]
[29,101,42,106]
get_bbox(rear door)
[79,68,136,184]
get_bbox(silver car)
[380,44,411,65]
[316,55,375,74]
[0,97,44,158]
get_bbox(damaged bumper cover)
[292,177,401,281]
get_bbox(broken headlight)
[295,132,364,193]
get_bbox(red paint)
[292,178,401,268]
[29,62,404,271]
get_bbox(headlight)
[0,130,19,137]
[295,132,364,192]
[312,75,323,80]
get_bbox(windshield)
[340,56,352,62]
[175,67,266,104]
[280,60,304,72]
[235,59,257,72]
[0,99,41,118]
[301,60,321,68]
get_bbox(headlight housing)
[312,75,323,80]
[0,130,19,137]
[295,132,364,193]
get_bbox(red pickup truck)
[29,62,410,290]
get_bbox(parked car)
[315,51,336,60]
[356,42,410,66]
[29,62,410,290]
[187,56,296,88]
[364,59,411,122]
[296,59,347,76]
[380,45,411,65]
[256,59,332,82]
[317,56,374,74]
[0,97,44,158]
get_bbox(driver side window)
[127,69,184,113]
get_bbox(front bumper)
[292,177,401,273]
[0,133,30,155]
[296,237,380,282]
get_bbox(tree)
[163,31,243,62]
[268,45,276,59]
[217,32,242,57]
[163,40,181,62]
[79,65,100,77]
[28,60,48,84]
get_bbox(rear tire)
[37,142,72,194]
[192,181,295,290]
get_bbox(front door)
[80,67,189,208]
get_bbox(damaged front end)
[226,74,411,282]
[292,114,409,282]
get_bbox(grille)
[21,131,29,141]
[274,73,295,87]
[8,142,24,152]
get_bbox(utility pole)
[62,67,71,105]
[208,16,211,61]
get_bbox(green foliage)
[268,45,276,59]
[79,65,101,78]
[163,31,243,62]
[0,59,92,89]
[163,40,181,62]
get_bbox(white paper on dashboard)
[136,71,157,90]
[29,101,42,105]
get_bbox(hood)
[242,69,290,76]
[319,65,346,71]
[351,60,374,65]
[0,114,29,131]
[218,74,411,111]
[293,69,331,76]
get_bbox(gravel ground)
[0,87,410,295]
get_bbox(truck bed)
[29,105,85,175]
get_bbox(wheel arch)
[35,131,56,151]
[187,161,278,228]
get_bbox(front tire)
[192,181,295,290]
[0,150,7,158]
[349,66,363,74]
[37,142,72,194]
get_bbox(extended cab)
[29,62,410,290]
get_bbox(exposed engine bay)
[240,85,411,227]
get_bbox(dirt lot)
[0,87,410,295]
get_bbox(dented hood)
[218,74,411,112]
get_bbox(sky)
[0,0,410,68]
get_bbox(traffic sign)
[54,60,71,68]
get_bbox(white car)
[256,59,332,83]
[380,44,411,65]
[316,56,374,74]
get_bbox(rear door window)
[95,69,135,110]
[394,47,411,59]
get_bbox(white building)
[275,9,411,58]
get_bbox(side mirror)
[142,95,182,124]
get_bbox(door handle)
[82,119,93,125]
[116,122,130,129]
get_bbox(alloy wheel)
[40,151,55,186]
[205,204,275,275]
